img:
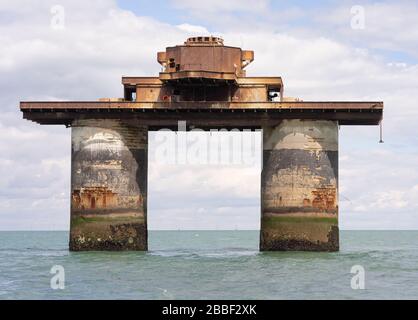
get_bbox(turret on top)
[119,37,282,103]
[157,36,254,82]
[184,36,224,46]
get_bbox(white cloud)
[176,23,209,35]
[316,2,418,59]
[171,0,269,13]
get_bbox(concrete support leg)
[261,120,339,251]
[69,120,148,251]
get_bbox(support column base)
[69,214,147,251]
[260,215,339,252]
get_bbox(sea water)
[1,230,418,299]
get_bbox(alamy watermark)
[152,121,261,166]
[350,265,365,290]
[50,265,65,290]
[350,5,366,30]
[50,5,65,29]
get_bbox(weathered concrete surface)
[261,120,339,251]
[70,120,148,251]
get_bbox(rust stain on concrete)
[311,187,337,211]
[72,187,118,210]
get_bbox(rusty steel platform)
[20,101,383,128]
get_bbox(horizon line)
[1,229,418,232]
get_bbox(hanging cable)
[379,120,384,143]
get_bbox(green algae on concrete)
[70,215,147,251]
[260,214,339,252]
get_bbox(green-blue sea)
[1,230,417,299]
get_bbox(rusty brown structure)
[20,37,383,251]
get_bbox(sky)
[0,0,418,230]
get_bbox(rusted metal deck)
[20,101,383,128]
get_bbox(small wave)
[148,247,258,259]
